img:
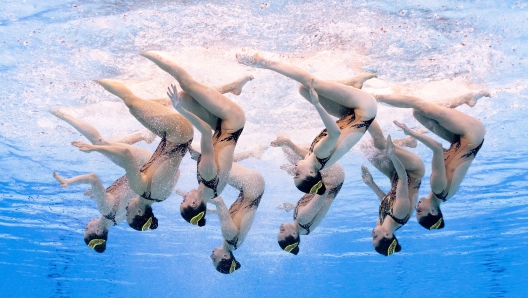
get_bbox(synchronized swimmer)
[52,50,490,270]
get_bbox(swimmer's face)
[126,197,144,224]
[180,189,200,213]
[415,197,434,221]
[84,218,103,238]
[293,159,315,186]
[277,222,297,242]
[210,247,230,268]
[371,225,388,248]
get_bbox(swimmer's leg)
[142,52,245,130]
[71,141,147,195]
[50,108,107,145]
[364,121,424,178]
[237,54,376,118]
[377,93,486,143]
[434,90,490,108]
[109,129,157,145]
[96,79,193,144]
[212,74,254,96]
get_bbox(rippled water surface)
[1,0,527,297]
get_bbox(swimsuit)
[293,182,343,235]
[196,119,244,198]
[103,175,129,226]
[433,135,484,201]
[225,189,264,250]
[308,109,375,169]
[379,172,411,229]
[139,136,192,202]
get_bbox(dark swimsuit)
[293,182,343,235]
[103,175,129,226]
[223,189,264,250]
[433,135,484,201]
[379,172,411,230]
[196,119,243,199]
[139,136,192,202]
[308,109,375,169]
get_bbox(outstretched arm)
[270,135,309,159]
[361,166,386,201]
[295,192,329,225]
[52,172,113,214]
[386,136,410,212]
[210,197,238,240]
[168,85,216,179]
[309,80,341,158]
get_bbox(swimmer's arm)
[210,197,238,240]
[310,82,341,157]
[361,166,385,201]
[388,137,410,213]
[271,136,309,159]
[52,172,113,214]
[295,192,329,224]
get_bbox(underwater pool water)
[1,0,528,297]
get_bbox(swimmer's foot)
[247,143,268,159]
[393,120,415,136]
[466,90,491,107]
[276,202,296,212]
[52,172,69,188]
[396,128,428,148]
[96,79,135,100]
[236,52,269,68]
[140,129,157,144]
[49,108,70,120]
[270,135,291,147]
[336,73,378,89]
[230,74,255,96]
[72,141,96,152]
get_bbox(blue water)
[1,0,528,297]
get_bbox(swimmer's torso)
[434,135,484,202]
[378,172,418,229]
[104,175,136,225]
[197,119,244,198]
[308,108,374,169]
[140,136,192,201]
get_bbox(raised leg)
[96,79,193,144]
[71,141,146,194]
[50,108,107,145]
[237,53,376,118]
[377,93,487,143]
[142,51,245,130]
[109,129,157,145]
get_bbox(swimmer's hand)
[52,172,68,188]
[175,189,187,197]
[71,141,95,152]
[270,135,291,148]
[210,196,224,206]
[236,52,267,68]
[277,202,296,212]
[280,164,296,176]
[361,166,374,185]
[167,84,182,110]
[393,120,413,136]
[309,78,320,106]
[386,135,396,158]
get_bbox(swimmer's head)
[180,190,207,227]
[416,197,444,230]
[126,199,158,231]
[293,160,326,194]
[211,247,241,274]
[372,226,401,256]
[277,222,300,255]
[84,218,108,253]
